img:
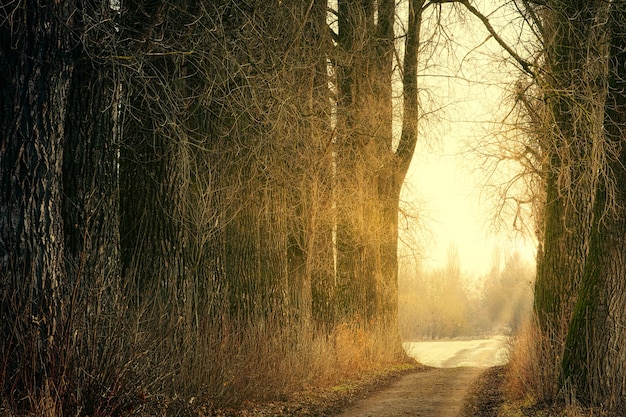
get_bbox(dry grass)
[500,319,618,417]
[505,319,559,405]
[156,316,411,415]
[1,302,410,417]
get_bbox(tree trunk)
[0,0,73,407]
[530,2,608,395]
[562,3,626,408]
[386,0,424,322]
[119,49,185,311]
[61,6,121,409]
[63,27,121,330]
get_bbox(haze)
[398,0,536,341]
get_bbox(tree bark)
[530,2,608,395]
[562,2,626,408]
[0,0,74,406]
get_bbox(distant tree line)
[399,246,534,340]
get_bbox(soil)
[337,366,484,417]
[459,366,506,417]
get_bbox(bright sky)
[399,1,537,277]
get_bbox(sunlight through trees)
[2,0,626,415]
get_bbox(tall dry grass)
[502,318,618,417]
[0,285,409,417]
[138,311,410,415]
[505,318,562,405]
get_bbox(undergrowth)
[501,319,618,417]
[0,298,410,416]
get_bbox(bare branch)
[432,0,536,77]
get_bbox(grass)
[0,293,413,417]
[498,319,619,417]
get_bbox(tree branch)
[433,0,536,77]
[464,0,535,76]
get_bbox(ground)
[210,364,505,417]
[337,367,485,417]
[208,338,509,417]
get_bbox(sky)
[398,1,537,277]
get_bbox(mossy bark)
[562,4,626,408]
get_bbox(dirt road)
[336,338,507,417]
[337,367,483,417]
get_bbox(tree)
[0,2,72,406]
[334,0,424,331]
[562,1,626,408]
[1,1,122,413]
[509,0,626,409]
[61,3,123,413]
[531,0,608,351]
[497,0,614,402]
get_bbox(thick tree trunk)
[562,3,626,408]
[0,0,74,407]
[119,53,185,310]
[562,170,626,409]
[58,7,124,412]
[531,2,608,395]
[63,41,121,325]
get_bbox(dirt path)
[337,366,484,417]
[336,338,508,417]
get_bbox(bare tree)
[508,0,626,409]
[333,0,424,334]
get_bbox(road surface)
[337,338,507,417]
[404,337,509,368]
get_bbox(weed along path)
[336,338,508,417]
